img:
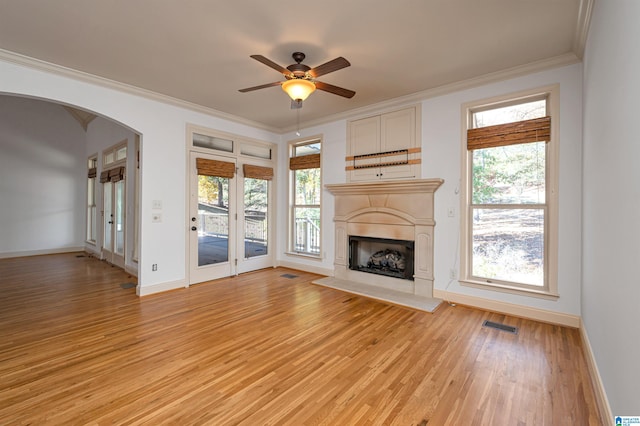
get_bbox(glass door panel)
[103,182,113,251]
[237,168,272,275]
[114,179,125,256]
[197,175,230,266]
[243,177,268,259]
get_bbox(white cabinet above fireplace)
[346,106,421,182]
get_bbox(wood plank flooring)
[0,253,602,425]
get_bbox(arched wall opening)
[0,94,142,277]
[0,55,282,293]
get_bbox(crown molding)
[289,52,581,133]
[1,47,582,137]
[573,0,594,59]
[0,48,281,134]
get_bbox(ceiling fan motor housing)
[287,52,311,78]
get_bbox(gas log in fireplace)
[349,236,414,281]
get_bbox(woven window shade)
[467,116,551,151]
[289,153,320,170]
[88,167,97,179]
[109,167,125,182]
[99,171,109,183]
[243,164,273,180]
[196,158,235,178]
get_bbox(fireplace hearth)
[349,235,414,281]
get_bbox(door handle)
[191,226,197,231]
[108,221,113,224]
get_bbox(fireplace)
[349,235,414,281]
[326,179,443,298]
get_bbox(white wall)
[85,116,138,273]
[277,120,347,275]
[582,0,640,415]
[424,63,584,317]
[0,56,280,291]
[0,96,86,257]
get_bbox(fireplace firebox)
[349,235,415,281]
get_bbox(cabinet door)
[348,115,381,181]
[379,107,417,180]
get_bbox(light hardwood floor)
[0,253,601,425]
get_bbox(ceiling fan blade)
[250,55,290,75]
[314,81,356,99]
[309,57,351,78]
[238,81,282,93]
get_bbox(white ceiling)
[0,0,590,132]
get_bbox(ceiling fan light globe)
[282,79,316,101]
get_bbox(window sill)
[285,251,323,261]
[460,279,559,301]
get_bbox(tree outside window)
[290,140,321,256]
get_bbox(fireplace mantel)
[325,179,443,196]
[326,179,443,298]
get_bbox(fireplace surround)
[326,179,443,298]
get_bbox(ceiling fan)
[239,52,356,108]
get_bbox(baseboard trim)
[84,246,101,258]
[276,260,333,277]
[579,319,613,425]
[433,289,580,327]
[124,264,138,278]
[0,246,85,259]
[137,279,186,296]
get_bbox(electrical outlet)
[152,264,158,271]
[449,268,456,279]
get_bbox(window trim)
[459,85,559,299]
[288,136,323,258]
[86,155,98,244]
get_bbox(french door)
[188,152,272,285]
[102,177,125,268]
[236,169,271,274]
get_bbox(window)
[241,142,272,159]
[193,133,233,152]
[86,156,98,243]
[103,141,127,166]
[289,139,321,256]
[461,88,558,297]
